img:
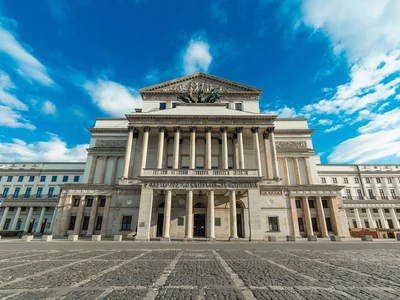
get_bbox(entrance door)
[40,218,47,233]
[28,218,35,233]
[237,214,243,238]
[157,214,164,237]
[194,214,206,237]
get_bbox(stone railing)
[142,168,259,177]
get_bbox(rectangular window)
[396,209,400,213]
[364,219,370,228]
[366,178,370,183]
[51,176,57,182]
[354,177,360,183]
[9,207,15,212]
[25,187,31,198]
[62,176,69,182]
[36,187,43,198]
[13,187,20,198]
[95,216,103,230]
[311,218,319,231]
[295,199,301,208]
[332,177,337,183]
[73,176,80,182]
[321,178,326,183]
[3,187,9,197]
[268,217,279,231]
[390,189,396,198]
[172,103,177,108]
[68,216,76,231]
[388,219,394,229]
[99,197,106,207]
[215,217,221,226]
[368,189,374,199]
[86,198,93,207]
[225,103,229,108]
[387,178,392,183]
[357,189,363,200]
[325,218,333,232]
[177,217,184,226]
[376,178,381,183]
[379,189,385,199]
[45,207,50,212]
[16,219,22,230]
[18,176,24,182]
[40,176,46,182]
[74,198,80,206]
[384,208,390,213]
[322,200,329,208]
[121,216,132,230]
[298,218,304,231]
[235,103,242,111]
[343,178,348,184]
[308,199,315,208]
[48,187,54,197]
[7,176,13,182]
[159,102,167,110]
[82,216,90,230]
[372,208,378,213]
[345,189,351,199]
[376,219,382,228]
[29,175,35,182]
[3,219,11,230]
[361,208,366,213]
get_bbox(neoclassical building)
[0,73,399,240]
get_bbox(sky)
[0,0,400,164]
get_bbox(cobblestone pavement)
[0,248,399,299]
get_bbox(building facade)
[0,73,399,240]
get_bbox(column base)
[229,237,240,242]
[183,237,193,242]
[134,236,150,241]
[159,237,170,242]
[206,237,216,242]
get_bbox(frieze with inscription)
[260,190,283,196]
[95,140,127,148]
[275,141,307,149]
[143,182,258,189]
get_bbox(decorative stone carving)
[95,140,127,148]
[275,141,307,149]
[260,190,283,195]
[143,182,258,189]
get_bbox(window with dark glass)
[295,199,301,208]
[298,218,304,231]
[321,177,326,183]
[177,217,184,226]
[74,176,80,182]
[345,189,351,198]
[322,200,328,208]
[354,177,360,183]
[361,208,366,213]
[365,178,370,183]
[48,187,54,197]
[373,208,378,213]
[225,103,229,108]
[343,178,348,184]
[95,216,103,230]
[9,207,14,212]
[99,197,106,207]
[13,187,20,198]
[215,218,221,226]
[3,187,9,197]
[332,177,337,183]
[357,189,363,199]
[36,187,43,198]
[172,103,177,108]
[51,176,57,182]
[384,209,390,213]
[325,218,333,232]
[368,189,374,199]
[308,199,315,208]
[159,102,167,110]
[268,217,279,231]
[68,216,76,230]
[82,216,90,230]
[40,176,46,182]
[235,103,242,111]
[388,219,394,229]
[364,219,370,228]
[376,178,381,183]
[379,189,385,199]
[311,218,319,231]
[62,176,69,182]
[29,175,35,182]
[387,178,392,183]
[121,216,132,230]
[18,176,24,182]
[86,198,93,207]
[7,176,13,182]
[3,219,11,230]
[74,198,80,206]
[390,189,396,198]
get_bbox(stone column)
[205,127,212,169]
[100,196,111,237]
[229,190,238,240]
[267,127,279,179]
[0,206,10,230]
[140,126,151,175]
[251,127,262,176]
[294,158,301,184]
[49,208,57,233]
[157,126,165,169]
[23,207,33,232]
[207,190,215,240]
[289,197,300,236]
[185,190,193,239]
[173,127,180,169]
[135,188,154,241]
[236,127,245,169]
[304,157,313,184]
[110,156,118,184]
[100,156,108,184]
[88,156,98,184]
[162,189,172,240]
[220,127,228,169]
[366,208,377,228]
[302,197,313,236]
[263,133,273,179]
[86,196,99,236]
[10,207,22,230]
[35,207,46,233]
[283,158,290,185]
[73,196,86,235]
[122,126,135,178]
[189,127,196,169]
[378,208,388,229]
[316,197,328,237]
[128,132,139,178]
[354,208,362,228]
[390,208,400,229]
[233,134,240,169]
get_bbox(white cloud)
[317,119,332,126]
[358,108,400,134]
[267,106,297,118]
[323,124,343,133]
[182,40,212,75]
[83,79,142,117]
[0,105,35,130]
[0,135,88,162]
[0,71,28,110]
[42,100,56,115]
[0,24,53,85]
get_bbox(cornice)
[87,147,126,153]
[274,129,315,134]
[88,128,128,133]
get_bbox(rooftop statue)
[177,89,221,104]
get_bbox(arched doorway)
[156,201,164,237]
[236,202,244,238]
[194,202,206,237]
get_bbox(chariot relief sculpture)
[177,88,221,103]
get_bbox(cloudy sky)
[0,0,399,164]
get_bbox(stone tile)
[155,288,200,300]
[103,288,148,299]
[94,251,144,260]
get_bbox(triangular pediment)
[140,73,262,93]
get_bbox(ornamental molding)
[95,140,127,148]
[260,190,283,195]
[276,141,307,149]
[142,182,258,189]
[274,129,315,134]
[88,128,128,133]
[87,147,126,153]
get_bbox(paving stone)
[61,289,105,299]
[204,288,245,300]
[181,250,215,260]
[6,291,56,299]
[103,288,148,299]
[140,250,179,260]
[155,288,200,300]
[94,251,144,260]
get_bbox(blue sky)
[0,0,400,164]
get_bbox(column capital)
[251,127,259,133]
[158,126,166,132]
[205,126,212,133]
[127,126,135,132]
[235,127,243,133]
[220,127,228,133]
[173,126,181,133]
[263,132,270,140]
[267,127,275,134]
[143,126,151,133]
[189,126,196,133]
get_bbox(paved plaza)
[0,242,399,299]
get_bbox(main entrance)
[194,214,206,237]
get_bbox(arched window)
[194,202,206,208]
[236,202,242,209]
[158,202,165,208]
